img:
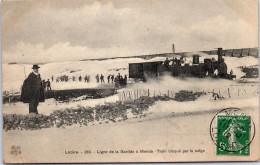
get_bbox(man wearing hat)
[21,65,45,114]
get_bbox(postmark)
[210,108,255,156]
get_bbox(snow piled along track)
[2,54,259,92]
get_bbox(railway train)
[129,48,236,81]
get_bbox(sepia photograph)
[2,0,259,163]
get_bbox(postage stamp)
[210,108,255,156]
[216,115,251,156]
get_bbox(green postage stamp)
[210,108,255,156]
[216,115,251,156]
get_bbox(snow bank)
[3,94,119,116]
[2,55,258,92]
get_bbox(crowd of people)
[53,75,91,83]
[95,73,127,87]
[21,65,128,115]
[42,79,51,91]
[49,73,128,88]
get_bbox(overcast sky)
[2,0,258,63]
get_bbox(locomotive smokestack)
[172,44,175,53]
[217,48,223,62]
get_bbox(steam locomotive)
[129,48,236,81]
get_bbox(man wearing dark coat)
[21,65,45,114]
[42,79,46,90]
[107,75,110,83]
[46,79,51,91]
[123,75,127,87]
[79,75,82,82]
[111,75,114,83]
[100,74,105,83]
[95,74,100,83]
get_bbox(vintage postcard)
[2,0,259,163]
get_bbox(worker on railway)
[100,74,105,83]
[114,76,119,88]
[42,80,46,90]
[171,57,177,65]
[46,79,51,91]
[87,75,90,83]
[119,76,122,87]
[107,75,110,83]
[119,75,124,87]
[230,69,233,75]
[79,75,82,82]
[111,75,114,83]
[164,58,170,70]
[51,76,54,82]
[180,56,185,65]
[95,74,100,83]
[123,75,127,87]
[117,73,121,79]
[21,65,45,114]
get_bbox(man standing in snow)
[107,75,110,83]
[114,76,119,88]
[79,75,82,82]
[164,58,170,70]
[42,79,46,90]
[123,75,127,87]
[46,79,51,91]
[230,69,233,75]
[86,75,90,83]
[111,75,114,83]
[96,74,99,83]
[21,65,45,114]
[100,74,105,83]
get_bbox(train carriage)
[129,61,164,81]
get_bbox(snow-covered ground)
[3,76,258,115]
[2,54,259,117]
[2,54,259,93]
[3,93,259,163]
[2,55,259,163]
